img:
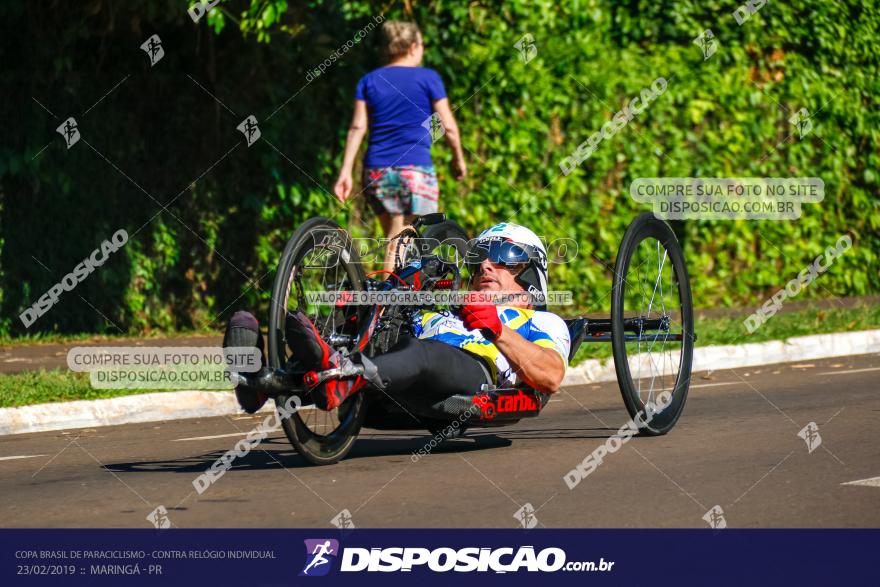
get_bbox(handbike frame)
[245,213,688,430]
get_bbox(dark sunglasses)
[466,240,533,275]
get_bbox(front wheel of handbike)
[611,213,694,436]
[268,217,368,465]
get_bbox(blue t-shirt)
[355,66,447,168]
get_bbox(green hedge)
[2,0,877,337]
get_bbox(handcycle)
[235,212,694,465]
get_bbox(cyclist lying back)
[224,223,570,412]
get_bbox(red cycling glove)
[460,304,502,341]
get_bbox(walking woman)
[333,20,466,272]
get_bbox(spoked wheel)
[268,217,369,465]
[369,218,471,357]
[611,213,694,435]
[417,218,470,276]
[392,218,470,280]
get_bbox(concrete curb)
[2,329,879,436]
[0,391,274,436]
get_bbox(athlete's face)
[470,260,530,308]
[471,259,526,292]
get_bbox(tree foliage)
[2,0,877,336]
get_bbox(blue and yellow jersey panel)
[413,306,570,387]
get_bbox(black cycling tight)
[370,336,491,399]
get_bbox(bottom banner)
[2,529,877,585]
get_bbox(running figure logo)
[146,505,172,529]
[693,29,718,60]
[422,113,446,143]
[514,503,538,529]
[56,117,80,149]
[140,34,164,67]
[702,505,727,529]
[237,115,261,147]
[300,539,339,577]
[797,421,822,453]
[789,108,813,138]
[330,509,356,530]
[514,33,537,64]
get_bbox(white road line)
[818,367,880,376]
[171,429,279,442]
[841,476,880,488]
[0,454,47,462]
[690,381,742,389]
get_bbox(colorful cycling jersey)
[413,306,571,387]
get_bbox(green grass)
[693,304,879,348]
[0,367,237,409]
[1,304,878,408]
[0,370,163,409]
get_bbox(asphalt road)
[1,353,878,528]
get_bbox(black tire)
[416,220,471,436]
[418,219,470,275]
[268,217,367,465]
[611,213,694,436]
[370,219,471,357]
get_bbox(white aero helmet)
[468,222,549,308]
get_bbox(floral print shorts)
[363,165,439,216]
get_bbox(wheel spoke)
[646,244,667,317]
[624,235,684,411]
[614,216,693,434]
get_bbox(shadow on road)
[468,427,622,441]
[102,433,514,474]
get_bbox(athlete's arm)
[334,99,368,202]
[493,326,566,394]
